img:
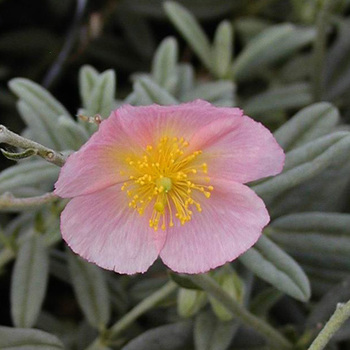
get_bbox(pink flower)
[55,100,284,274]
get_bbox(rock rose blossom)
[55,100,284,274]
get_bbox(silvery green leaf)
[57,115,89,150]
[182,81,235,106]
[177,288,207,317]
[11,235,49,328]
[194,311,238,350]
[1,148,36,160]
[269,212,350,258]
[164,1,212,70]
[232,24,315,81]
[134,77,178,105]
[169,271,202,290]
[67,251,110,329]
[239,235,311,301]
[324,19,350,100]
[17,100,56,148]
[212,21,233,79]
[244,83,312,115]
[87,69,116,118]
[79,65,99,110]
[274,102,339,151]
[0,326,64,349]
[253,132,350,201]
[0,161,59,194]
[9,79,71,150]
[117,9,155,59]
[122,321,192,350]
[176,63,194,99]
[280,53,312,83]
[151,37,179,93]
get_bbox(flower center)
[121,136,213,231]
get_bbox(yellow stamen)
[120,136,213,231]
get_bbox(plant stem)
[87,281,177,348]
[0,125,66,167]
[308,300,350,350]
[0,192,58,212]
[312,0,332,101]
[189,274,293,350]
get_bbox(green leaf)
[134,77,178,105]
[239,235,311,301]
[122,321,192,350]
[151,37,179,93]
[87,69,116,119]
[67,251,110,329]
[0,326,64,349]
[79,65,99,110]
[182,81,235,106]
[253,132,350,201]
[274,102,340,151]
[176,63,194,99]
[212,21,233,79]
[164,1,212,70]
[169,271,202,290]
[11,235,49,328]
[57,115,89,150]
[1,148,37,160]
[269,212,350,258]
[0,161,59,195]
[194,311,238,350]
[9,79,71,150]
[244,83,312,115]
[232,24,315,81]
[177,288,207,317]
[17,100,56,149]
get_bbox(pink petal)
[55,101,243,198]
[159,179,269,274]
[60,185,166,274]
[189,114,285,183]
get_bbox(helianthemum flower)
[55,100,284,274]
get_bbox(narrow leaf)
[253,132,350,201]
[239,235,311,301]
[274,102,340,151]
[269,212,350,258]
[0,326,64,349]
[194,311,238,350]
[135,77,178,105]
[212,21,233,79]
[122,321,192,350]
[0,161,59,195]
[11,235,49,328]
[67,251,110,329]
[57,115,89,150]
[87,70,116,118]
[244,83,312,115]
[1,148,37,160]
[182,81,235,105]
[79,65,99,110]
[152,37,178,93]
[233,25,315,80]
[164,1,212,70]
[17,100,56,148]
[9,78,71,150]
